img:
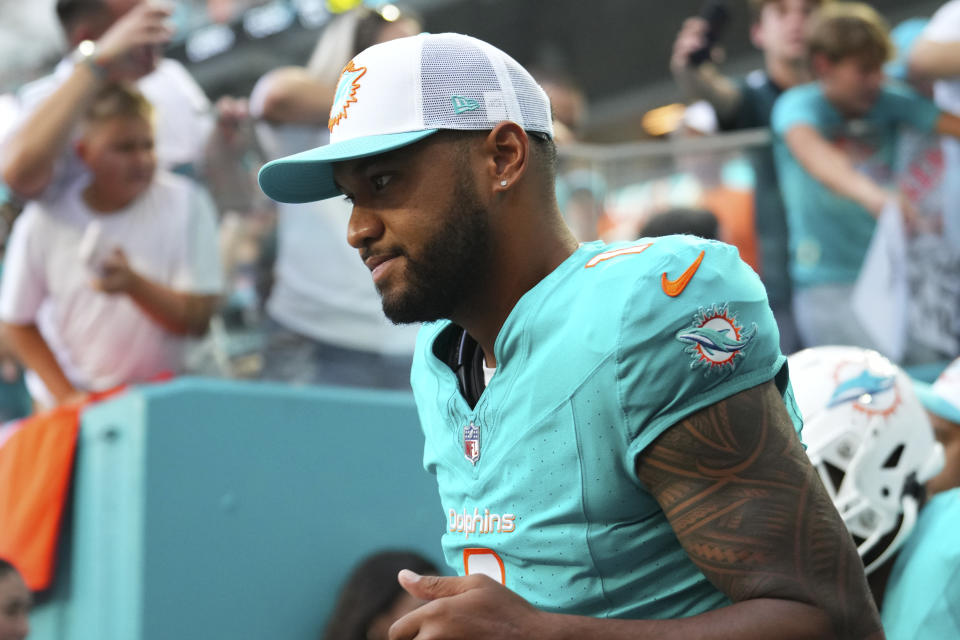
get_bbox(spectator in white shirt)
[0,84,222,410]
[0,0,244,205]
[250,8,421,389]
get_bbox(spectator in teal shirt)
[771,2,960,350]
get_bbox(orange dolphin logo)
[329,61,367,132]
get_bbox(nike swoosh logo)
[661,250,705,297]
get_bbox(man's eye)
[372,174,392,191]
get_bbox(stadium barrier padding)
[29,377,445,640]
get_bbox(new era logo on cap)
[451,96,479,114]
[257,32,553,204]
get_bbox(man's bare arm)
[94,249,219,336]
[909,39,960,80]
[250,67,334,125]
[1,64,103,198]
[0,3,172,198]
[935,111,960,140]
[636,380,883,639]
[2,323,81,406]
[784,125,891,216]
[390,381,883,639]
[670,17,743,123]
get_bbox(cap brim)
[913,380,960,425]
[258,129,439,204]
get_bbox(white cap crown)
[327,32,554,143]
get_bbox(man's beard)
[379,170,491,325]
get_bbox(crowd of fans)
[0,0,958,637]
[0,0,955,405]
[668,0,960,366]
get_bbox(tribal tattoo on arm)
[636,380,883,640]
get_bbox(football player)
[259,32,880,639]
[791,347,958,638]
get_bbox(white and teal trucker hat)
[257,32,554,204]
[914,357,960,425]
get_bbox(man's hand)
[670,16,739,119]
[671,17,712,72]
[94,2,174,81]
[213,96,250,148]
[895,192,921,235]
[55,389,91,408]
[92,248,138,294]
[389,571,549,640]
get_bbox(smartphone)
[689,0,731,67]
[78,221,108,276]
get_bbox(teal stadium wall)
[28,378,446,640]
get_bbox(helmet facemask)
[790,347,945,574]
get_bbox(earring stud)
[500,180,508,187]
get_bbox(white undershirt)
[483,361,496,386]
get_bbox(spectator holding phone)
[671,0,827,354]
[0,84,222,410]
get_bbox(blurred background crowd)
[0,0,956,413]
[0,0,959,638]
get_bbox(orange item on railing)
[0,386,128,591]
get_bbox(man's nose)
[347,205,385,249]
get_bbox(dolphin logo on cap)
[329,61,367,132]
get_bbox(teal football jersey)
[881,488,960,639]
[410,236,801,619]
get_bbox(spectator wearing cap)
[881,358,960,638]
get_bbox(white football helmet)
[788,346,945,574]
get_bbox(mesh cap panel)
[419,34,553,136]
[507,65,553,135]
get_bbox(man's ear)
[482,121,529,194]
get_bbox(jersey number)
[463,548,505,585]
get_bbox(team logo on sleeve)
[463,422,481,465]
[328,60,366,131]
[676,304,757,372]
